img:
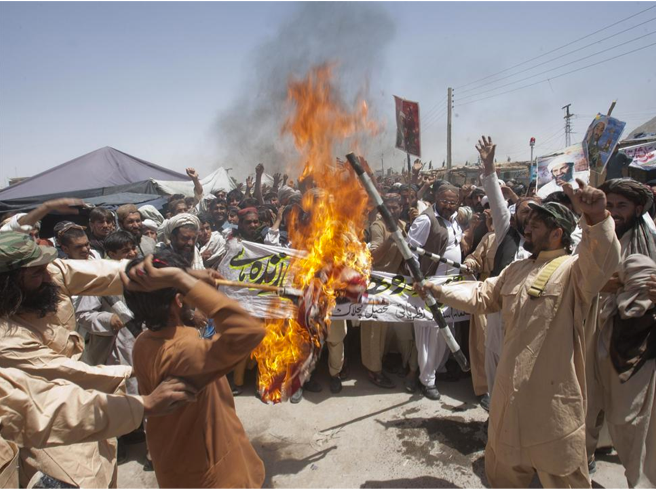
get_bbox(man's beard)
[555,169,573,186]
[19,283,62,318]
[615,215,638,238]
[177,247,195,264]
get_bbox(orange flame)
[253,65,377,403]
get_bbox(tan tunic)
[438,215,620,475]
[0,367,142,486]
[463,231,497,396]
[463,231,497,279]
[132,281,266,488]
[0,437,17,489]
[369,217,406,274]
[0,367,142,448]
[0,258,134,487]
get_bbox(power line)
[535,127,567,149]
[422,97,448,120]
[423,102,449,125]
[457,16,656,96]
[423,106,448,128]
[423,112,448,132]
[457,30,656,101]
[456,41,656,107]
[502,122,564,156]
[454,4,656,90]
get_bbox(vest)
[418,206,449,276]
[491,227,522,277]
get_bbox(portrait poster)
[582,114,626,171]
[537,143,589,199]
[394,95,421,158]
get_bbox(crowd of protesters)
[0,137,655,488]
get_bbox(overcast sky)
[1,1,655,186]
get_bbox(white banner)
[217,240,470,323]
[623,141,656,160]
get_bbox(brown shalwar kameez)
[132,281,266,488]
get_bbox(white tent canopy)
[153,167,235,197]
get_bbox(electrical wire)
[457,30,656,101]
[422,97,448,120]
[502,122,564,156]
[423,106,449,128]
[456,41,656,107]
[457,16,656,96]
[423,108,449,131]
[454,4,656,90]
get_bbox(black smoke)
[216,3,396,179]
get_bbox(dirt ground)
[118,343,628,488]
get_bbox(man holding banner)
[407,182,460,400]
[362,193,417,391]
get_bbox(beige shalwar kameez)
[0,367,142,448]
[437,215,620,488]
[361,217,410,373]
[463,231,497,396]
[585,234,656,487]
[0,258,135,487]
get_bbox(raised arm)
[122,257,265,390]
[417,174,436,201]
[186,168,203,204]
[255,163,264,205]
[1,199,84,233]
[563,180,621,303]
[49,258,128,298]
[476,136,511,245]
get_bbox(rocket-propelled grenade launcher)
[409,246,473,274]
[345,152,470,373]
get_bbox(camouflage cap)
[528,201,577,235]
[0,232,58,273]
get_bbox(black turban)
[600,178,653,210]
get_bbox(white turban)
[547,155,575,173]
[138,205,164,226]
[161,213,200,242]
[142,219,158,232]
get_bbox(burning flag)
[253,65,377,403]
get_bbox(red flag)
[394,95,421,158]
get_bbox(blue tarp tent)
[0,147,188,212]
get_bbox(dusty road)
[118,350,627,488]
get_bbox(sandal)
[368,371,395,389]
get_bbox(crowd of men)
[0,138,654,488]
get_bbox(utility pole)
[381,153,384,177]
[562,104,574,147]
[447,87,453,174]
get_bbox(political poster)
[582,114,626,171]
[536,143,589,199]
[217,239,469,324]
[394,95,421,158]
